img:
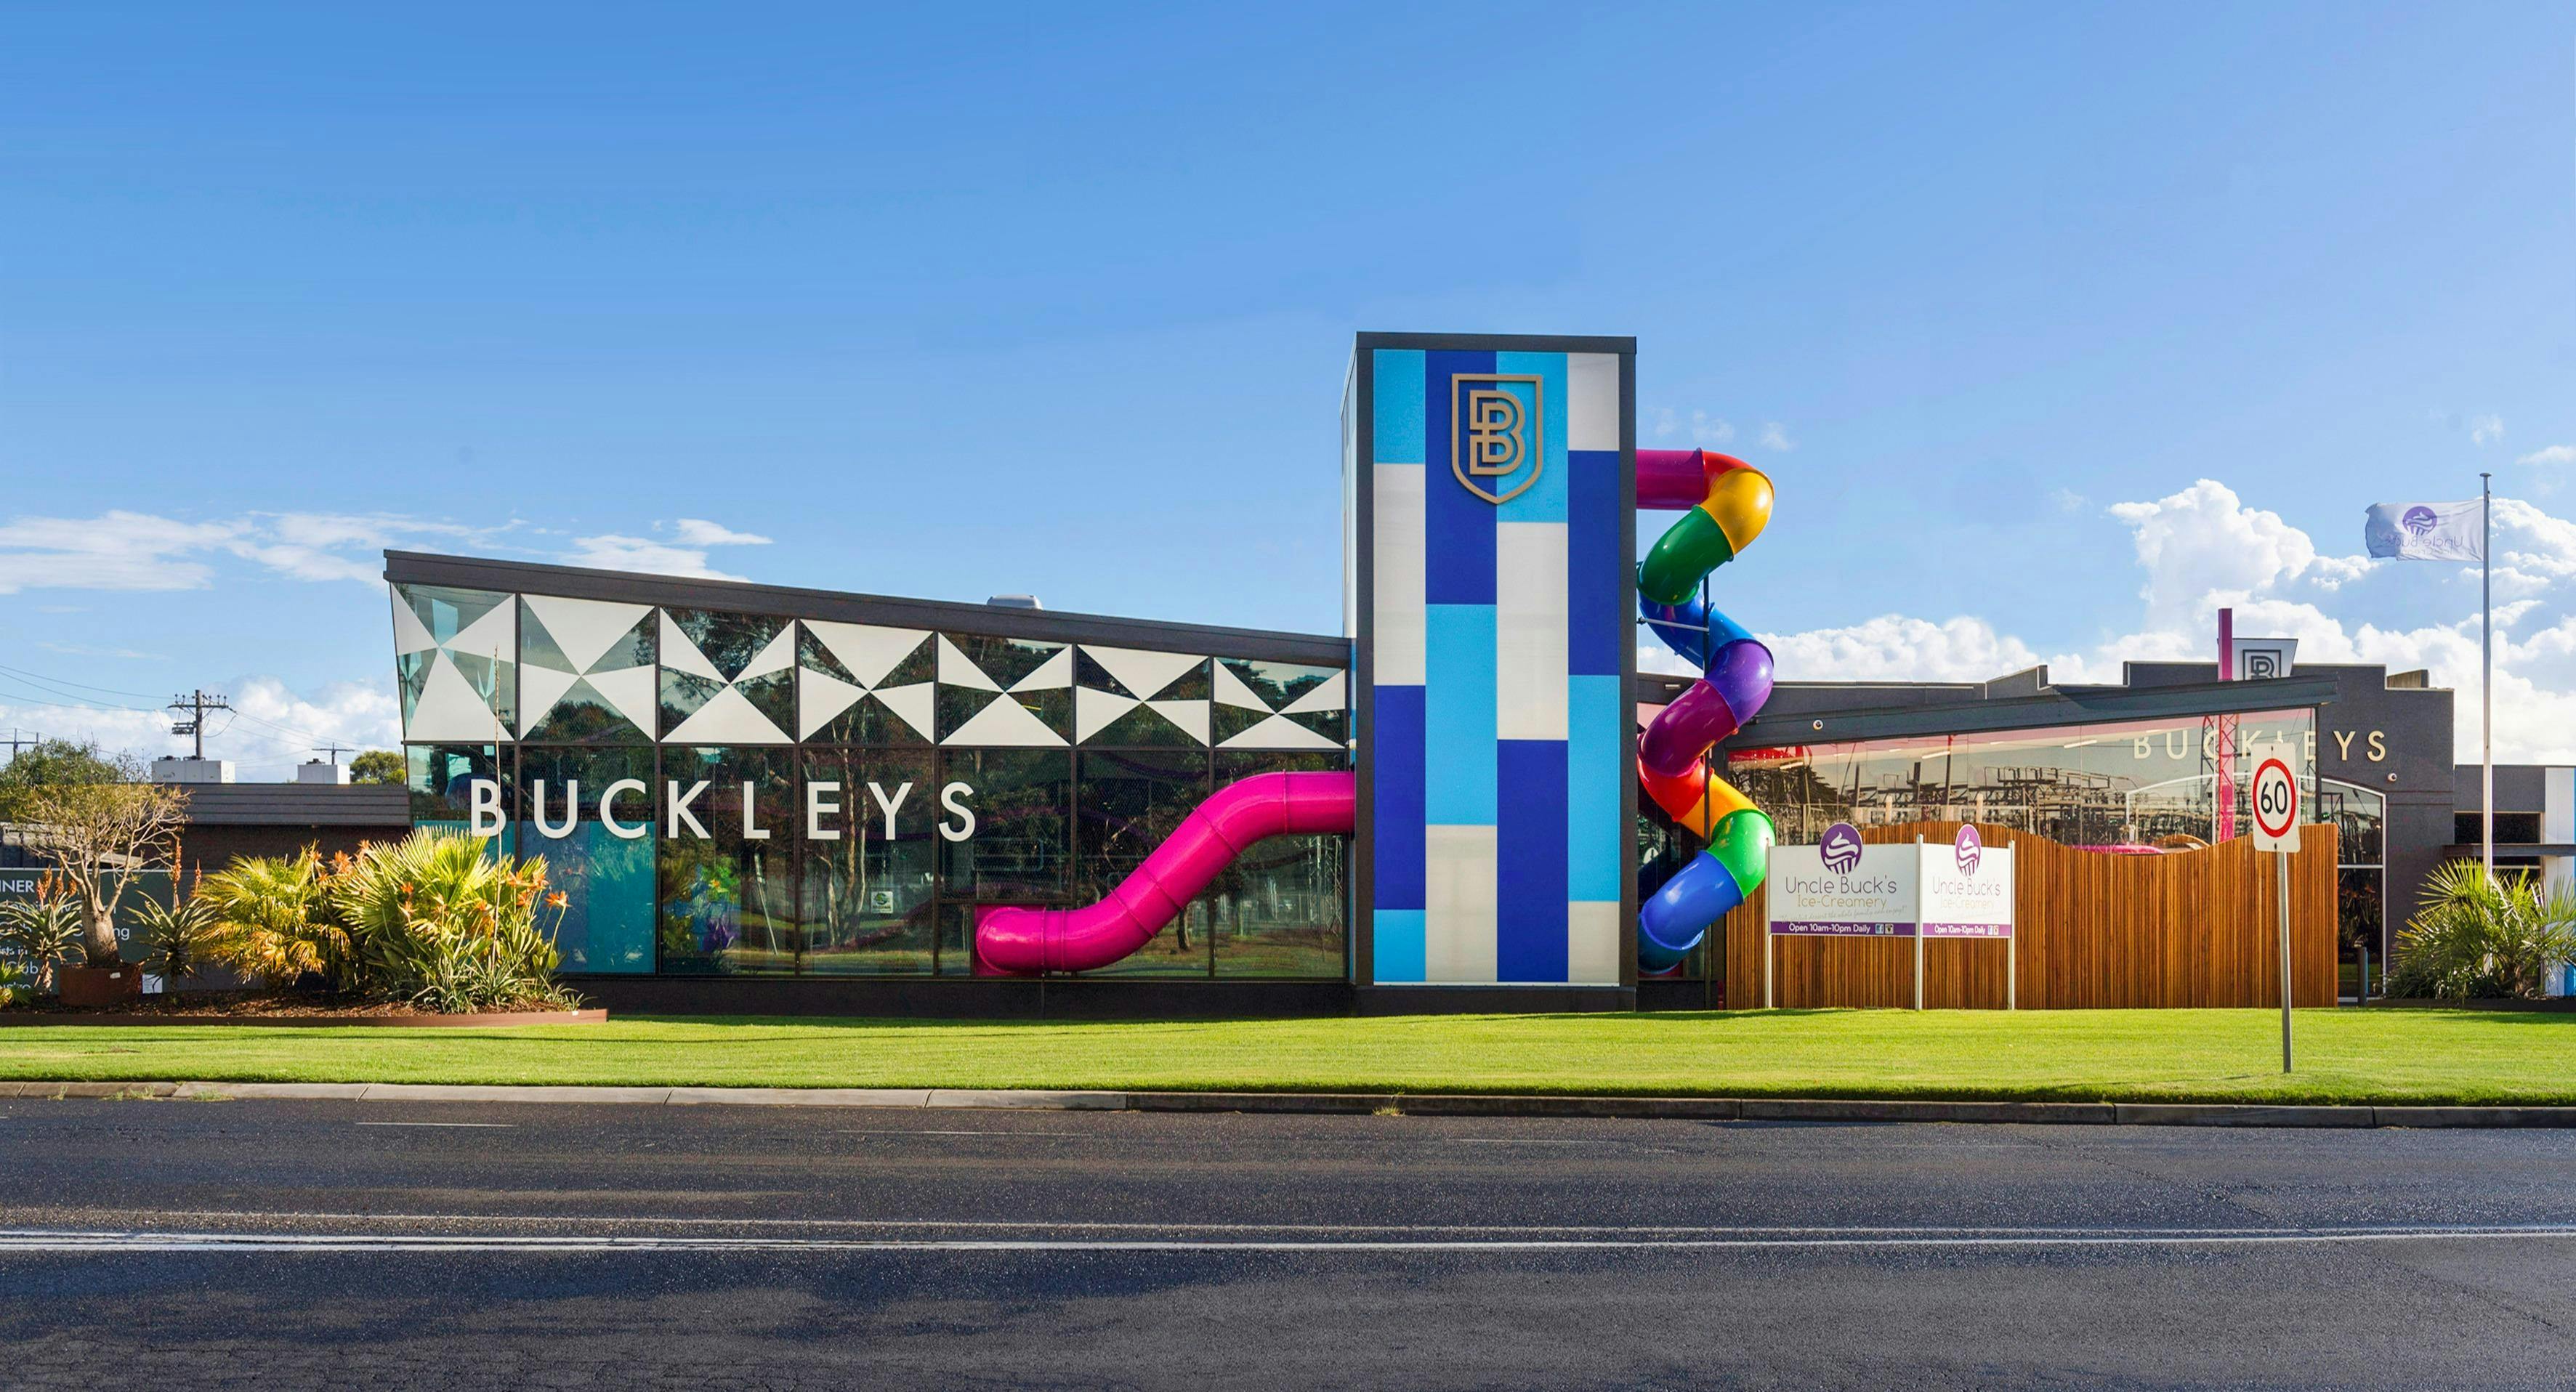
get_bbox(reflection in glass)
[936,635,1072,742]
[393,583,517,740]
[1209,751,1347,979]
[659,609,795,741]
[801,748,937,975]
[1077,749,1213,976]
[656,745,799,974]
[1214,657,1344,745]
[406,744,506,830]
[518,596,655,742]
[517,746,655,973]
[1727,708,2319,850]
[940,749,1073,904]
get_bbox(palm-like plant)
[331,830,573,1012]
[132,878,219,986]
[2388,860,2576,1000]
[0,873,84,995]
[196,850,349,990]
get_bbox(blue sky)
[3,2,2572,773]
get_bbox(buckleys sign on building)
[1767,821,1918,936]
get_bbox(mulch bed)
[0,992,605,1027]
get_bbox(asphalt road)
[4,1099,2575,1389]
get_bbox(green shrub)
[193,831,577,1013]
[332,830,576,1013]
[2387,860,2576,1000]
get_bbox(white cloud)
[0,675,398,782]
[0,509,520,594]
[1742,478,2576,761]
[2519,445,2576,466]
[670,518,774,548]
[0,511,237,593]
[2471,414,2505,446]
[1647,408,1738,447]
[2102,479,2366,626]
[565,517,773,578]
[1757,422,1795,452]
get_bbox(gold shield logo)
[1450,373,1544,504]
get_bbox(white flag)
[2365,500,2484,562]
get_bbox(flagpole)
[2483,471,2494,878]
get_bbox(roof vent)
[986,594,1043,610]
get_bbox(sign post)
[2251,756,2302,1072]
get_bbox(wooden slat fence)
[1719,821,2338,1010]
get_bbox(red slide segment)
[974,771,1356,974]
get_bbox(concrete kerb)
[9,1081,2576,1127]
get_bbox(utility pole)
[167,689,232,760]
[1,729,39,761]
[311,742,353,766]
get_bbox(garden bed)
[0,993,605,1028]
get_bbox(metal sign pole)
[2278,849,2294,1073]
[1913,834,1925,1011]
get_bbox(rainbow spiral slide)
[1634,449,1778,973]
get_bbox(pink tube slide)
[974,771,1356,974]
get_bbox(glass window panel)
[656,745,799,974]
[796,626,934,745]
[1076,749,1213,977]
[1213,657,1344,746]
[1210,750,1347,979]
[939,748,1073,903]
[2338,866,2385,966]
[935,633,1073,744]
[516,747,655,974]
[406,744,507,832]
[517,596,655,743]
[392,583,517,740]
[800,748,937,975]
[1727,708,2317,851]
[2317,780,2385,867]
[658,609,795,742]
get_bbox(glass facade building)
[392,560,1351,985]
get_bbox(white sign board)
[1918,825,2015,939]
[1767,822,1918,936]
[2251,756,2301,854]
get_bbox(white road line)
[354,1122,517,1129]
[2,1227,2576,1255]
[15,1210,2576,1239]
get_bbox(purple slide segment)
[974,772,1356,975]
[1636,449,1713,509]
[1639,638,1772,778]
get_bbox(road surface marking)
[4,1224,2576,1255]
[354,1122,517,1129]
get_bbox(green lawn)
[1,1008,2572,1105]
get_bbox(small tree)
[3,742,190,968]
[349,750,405,786]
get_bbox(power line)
[0,662,162,702]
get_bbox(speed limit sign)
[2252,756,2301,853]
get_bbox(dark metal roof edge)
[1352,331,1636,355]
[1727,674,2341,746]
[2441,843,2576,858]
[382,551,1351,665]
